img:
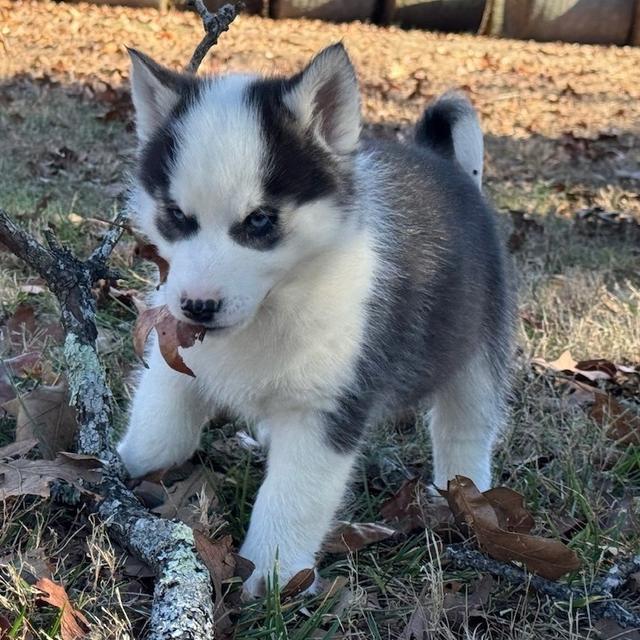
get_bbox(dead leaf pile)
[532,350,640,446]
[443,476,581,580]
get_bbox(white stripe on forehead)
[169,74,265,225]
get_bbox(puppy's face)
[129,45,361,331]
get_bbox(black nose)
[180,298,222,323]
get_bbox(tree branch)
[185,0,243,74]
[446,545,640,629]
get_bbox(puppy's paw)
[117,438,164,479]
[239,541,318,599]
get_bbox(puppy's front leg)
[240,413,357,596]
[118,338,209,478]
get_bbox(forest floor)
[0,1,639,638]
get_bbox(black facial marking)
[246,78,339,205]
[136,77,202,242]
[229,206,282,250]
[156,201,199,242]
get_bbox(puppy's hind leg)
[428,352,508,492]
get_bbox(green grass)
[1,73,639,640]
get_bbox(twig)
[446,546,640,629]
[186,0,243,74]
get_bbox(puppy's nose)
[180,298,222,323]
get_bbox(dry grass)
[1,1,639,638]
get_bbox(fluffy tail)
[415,91,484,189]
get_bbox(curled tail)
[415,91,484,189]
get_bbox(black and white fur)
[118,44,514,595]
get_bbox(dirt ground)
[1,1,640,638]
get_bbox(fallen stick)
[0,207,215,639]
[446,545,640,629]
[0,3,242,638]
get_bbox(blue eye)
[245,208,277,236]
[168,206,186,224]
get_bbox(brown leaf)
[133,305,206,377]
[484,487,535,534]
[151,466,219,528]
[5,302,37,339]
[443,575,494,625]
[134,241,170,285]
[0,439,39,459]
[445,477,580,580]
[193,532,237,634]
[324,521,397,554]
[380,478,453,533]
[533,352,635,385]
[281,568,315,599]
[594,619,640,639]
[399,600,431,640]
[35,577,90,640]
[591,395,640,445]
[0,453,102,500]
[194,532,236,588]
[0,548,54,584]
[2,381,77,458]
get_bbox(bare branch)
[446,545,640,629]
[186,1,243,74]
[0,208,55,278]
[87,208,128,278]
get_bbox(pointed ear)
[128,48,195,142]
[284,43,361,155]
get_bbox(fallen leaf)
[133,305,206,377]
[35,577,90,640]
[0,439,38,459]
[380,478,453,533]
[484,487,535,533]
[444,476,580,580]
[0,548,54,583]
[443,575,494,625]
[532,351,634,385]
[281,568,315,599]
[594,619,640,639]
[399,598,431,640]
[134,241,170,285]
[150,466,219,528]
[194,531,236,634]
[324,521,398,554]
[2,381,77,458]
[591,395,640,445]
[5,302,37,341]
[0,453,102,500]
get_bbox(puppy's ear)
[284,43,361,155]
[128,48,195,142]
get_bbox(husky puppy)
[118,43,514,595]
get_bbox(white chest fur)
[164,230,377,423]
